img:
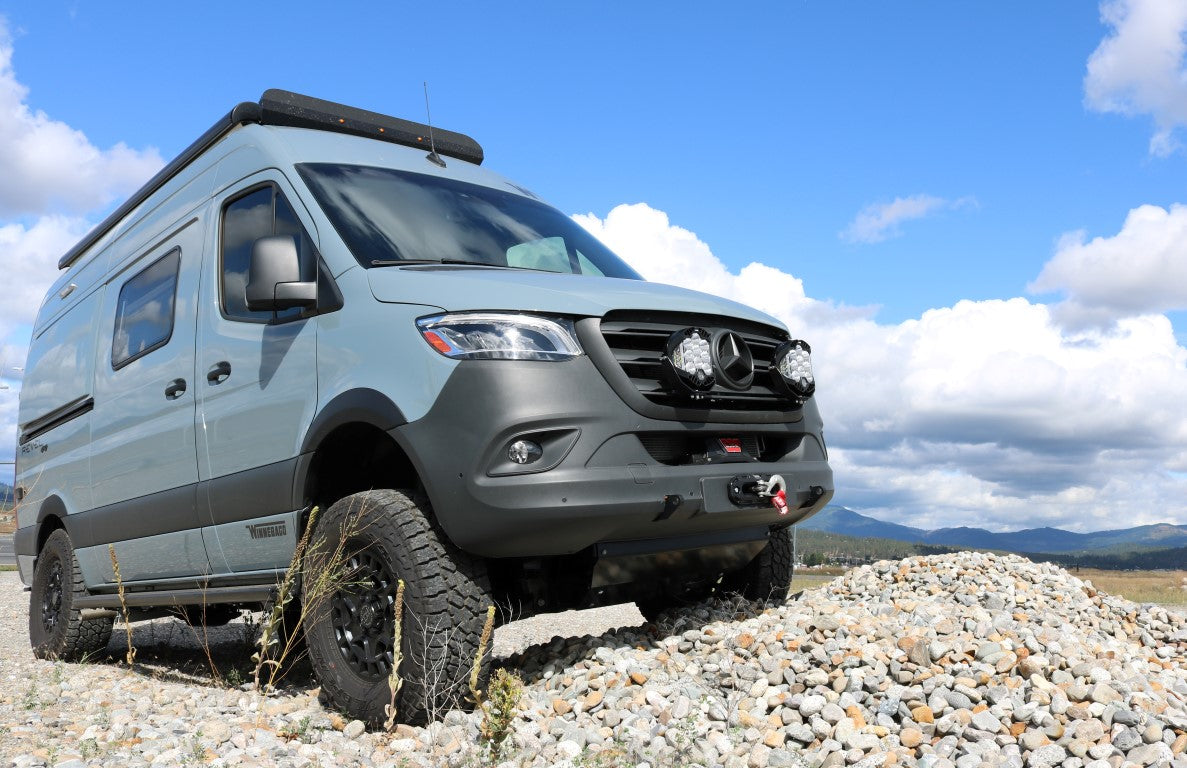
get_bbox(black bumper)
[396,356,833,559]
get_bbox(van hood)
[367,266,785,328]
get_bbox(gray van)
[14,90,833,723]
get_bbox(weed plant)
[107,544,135,666]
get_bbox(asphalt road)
[0,535,14,567]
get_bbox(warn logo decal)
[246,520,287,540]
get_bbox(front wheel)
[29,529,114,660]
[302,490,493,726]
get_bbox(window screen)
[112,249,180,369]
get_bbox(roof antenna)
[423,82,446,168]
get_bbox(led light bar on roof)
[57,89,483,271]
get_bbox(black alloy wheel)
[330,547,397,681]
[41,558,65,635]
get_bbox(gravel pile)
[3,552,1186,767]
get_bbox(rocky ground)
[2,552,1186,767]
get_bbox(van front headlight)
[416,312,583,361]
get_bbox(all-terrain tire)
[29,529,114,661]
[726,526,794,603]
[302,489,493,726]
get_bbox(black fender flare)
[292,388,408,505]
[14,494,70,558]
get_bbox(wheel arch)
[34,494,69,554]
[298,388,407,457]
[294,388,421,515]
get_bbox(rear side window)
[112,249,181,369]
[220,185,318,323]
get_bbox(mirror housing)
[245,235,317,312]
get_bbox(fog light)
[771,340,815,402]
[662,327,715,396]
[507,440,543,464]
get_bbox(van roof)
[57,89,484,271]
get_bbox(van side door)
[196,176,319,573]
[85,219,210,583]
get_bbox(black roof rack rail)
[257,89,483,167]
[58,89,484,270]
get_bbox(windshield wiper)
[371,258,501,267]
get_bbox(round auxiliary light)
[771,340,815,401]
[662,327,715,395]
[507,440,543,465]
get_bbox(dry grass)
[1077,568,1187,606]
[791,570,845,591]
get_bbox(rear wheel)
[29,529,114,661]
[302,489,493,725]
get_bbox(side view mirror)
[245,235,317,312]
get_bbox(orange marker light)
[422,331,453,355]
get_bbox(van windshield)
[296,163,642,279]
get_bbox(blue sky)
[2,1,1186,531]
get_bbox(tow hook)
[727,473,789,514]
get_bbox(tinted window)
[112,249,180,369]
[221,186,318,322]
[296,163,641,279]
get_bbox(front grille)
[599,311,793,411]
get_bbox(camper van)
[14,90,833,723]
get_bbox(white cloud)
[0,215,93,339]
[1030,203,1187,327]
[840,194,973,244]
[0,20,162,216]
[1085,0,1187,156]
[573,203,875,329]
[576,203,1187,531]
[0,21,161,477]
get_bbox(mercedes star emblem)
[714,331,754,389]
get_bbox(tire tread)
[30,529,114,661]
[303,489,492,725]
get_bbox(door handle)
[207,361,232,384]
[165,378,187,399]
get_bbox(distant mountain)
[801,506,1187,555]
[799,506,929,543]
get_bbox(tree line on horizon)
[796,528,1186,572]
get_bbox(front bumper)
[396,356,833,558]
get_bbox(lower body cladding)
[394,356,833,607]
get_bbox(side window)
[220,185,318,322]
[112,249,181,369]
